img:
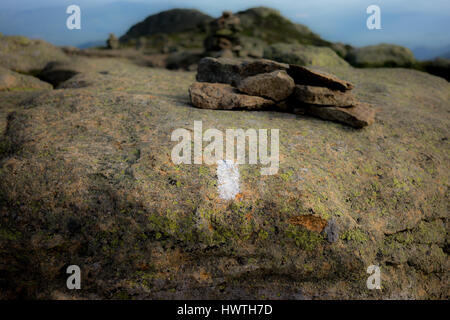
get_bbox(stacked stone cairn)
[204,11,242,58]
[189,57,375,128]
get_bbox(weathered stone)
[0,34,69,73]
[293,85,356,107]
[238,36,266,58]
[287,64,354,91]
[189,82,275,110]
[165,50,204,70]
[0,66,52,91]
[264,43,349,68]
[296,102,375,128]
[323,218,339,243]
[196,57,288,86]
[238,70,295,101]
[347,43,416,68]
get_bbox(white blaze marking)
[217,160,240,200]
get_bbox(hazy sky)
[1,0,449,52]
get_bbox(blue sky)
[1,0,449,58]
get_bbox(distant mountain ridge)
[119,7,330,47]
[120,9,213,43]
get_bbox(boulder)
[237,70,295,101]
[196,57,288,86]
[297,102,375,128]
[330,42,354,59]
[287,64,354,91]
[0,66,52,91]
[237,36,267,58]
[189,82,275,110]
[293,85,356,107]
[346,43,416,68]
[264,43,349,67]
[0,34,69,73]
[165,50,204,70]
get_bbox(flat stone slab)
[293,85,356,107]
[189,81,275,110]
[237,70,295,101]
[296,102,375,128]
[287,64,354,91]
[196,57,288,86]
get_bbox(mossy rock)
[264,43,350,67]
[346,43,416,68]
[0,66,52,91]
[0,34,69,73]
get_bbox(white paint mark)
[217,160,240,200]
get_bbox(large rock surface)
[0,47,449,300]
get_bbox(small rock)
[237,70,295,101]
[196,57,288,86]
[297,102,375,128]
[323,218,339,243]
[189,82,275,110]
[287,64,354,91]
[106,33,119,50]
[293,85,356,107]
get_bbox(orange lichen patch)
[288,214,328,232]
